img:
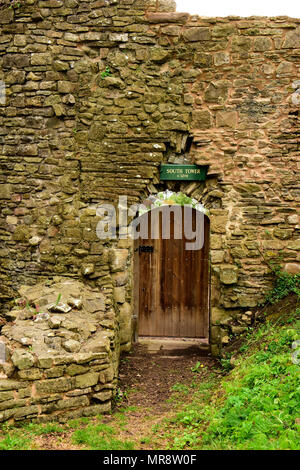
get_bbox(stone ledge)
[146,12,189,24]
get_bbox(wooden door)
[135,205,210,339]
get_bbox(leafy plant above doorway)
[138,191,210,217]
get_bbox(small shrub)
[100,66,112,78]
[264,264,300,305]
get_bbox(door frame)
[132,205,211,345]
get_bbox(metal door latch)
[139,245,154,253]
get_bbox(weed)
[71,423,134,450]
[171,383,190,394]
[265,267,300,304]
[0,433,30,450]
[220,353,233,372]
[191,361,205,373]
[101,66,112,78]
[257,250,300,305]
[55,293,62,305]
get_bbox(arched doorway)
[133,202,210,345]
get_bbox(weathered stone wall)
[0,279,117,424]
[0,0,299,404]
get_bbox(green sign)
[160,164,208,181]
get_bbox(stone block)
[63,340,81,353]
[214,52,230,66]
[44,366,65,379]
[37,356,53,369]
[212,25,236,37]
[236,294,258,308]
[287,214,299,225]
[66,364,89,376]
[0,8,14,24]
[11,350,35,370]
[0,342,6,364]
[57,81,73,93]
[147,12,189,23]
[0,391,14,403]
[18,368,44,380]
[191,110,212,129]
[211,250,225,263]
[113,286,126,304]
[82,402,111,416]
[119,302,132,345]
[183,27,211,42]
[253,37,272,52]
[55,395,89,410]
[99,365,114,384]
[220,265,238,285]
[109,249,128,272]
[194,52,213,67]
[35,377,75,395]
[231,325,247,335]
[210,234,222,250]
[211,307,230,324]
[93,390,112,402]
[75,372,99,389]
[0,184,11,199]
[282,26,300,49]
[231,36,252,52]
[210,344,221,357]
[283,263,300,275]
[150,47,169,63]
[0,379,29,391]
[112,272,129,287]
[216,111,238,129]
[109,33,128,42]
[14,405,39,421]
[31,53,52,65]
[204,80,229,103]
[210,215,227,234]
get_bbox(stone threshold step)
[137,337,210,354]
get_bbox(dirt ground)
[100,344,221,449]
[117,344,218,411]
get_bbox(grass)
[0,432,31,450]
[0,420,68,450]
[71,422,134,450]
[0,413,135,451]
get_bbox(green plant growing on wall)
[100,66,112,79]
[139,191,210,217]
[0,0,22,9]
[258,247,300,305]
[264,265,300,305]
[55,293,62,305]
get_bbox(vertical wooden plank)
[150,210,161,336]
[133,237,139,342]
[179,206,187,337]
[181,207,197,337]
[202,217,210,339]
[170,208,180,337]
[138,211,152,336]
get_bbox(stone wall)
[0,279,117,424]
[0,0,299,421]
